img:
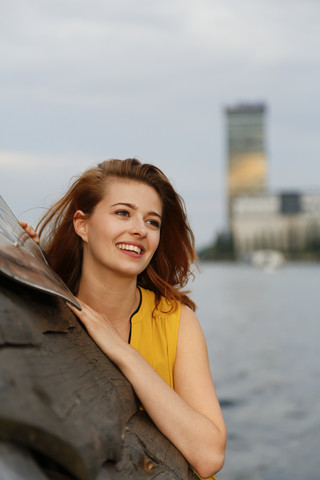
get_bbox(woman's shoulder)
[178,303,206,345]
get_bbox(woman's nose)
[130,218,147,237]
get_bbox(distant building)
[231,191,320,255]
[226,103,267,226]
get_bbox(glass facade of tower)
[226,104,267,225]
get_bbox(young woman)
[23,158,226,479]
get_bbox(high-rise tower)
[226,103,267,227]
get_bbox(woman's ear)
[73,210,88,242]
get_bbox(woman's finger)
[67,299,93,324]
[19,220,40,243]
[66,300,83,318]
[18,220,28,229]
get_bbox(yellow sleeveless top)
[129,287,180,388]
[129,287,217,480]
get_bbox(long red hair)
[37,158,197,310]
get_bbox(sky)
[1,0,319,247]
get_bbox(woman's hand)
[19,220,40,244]
[67,299,128,363]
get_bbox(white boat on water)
[247,249,285,271]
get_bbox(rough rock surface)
[0,274,198,480]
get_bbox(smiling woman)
[73,180,162,288]
[33,158,226,479]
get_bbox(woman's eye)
[147,219,160,229]
[115,210,129,217]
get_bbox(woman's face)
[75,179,162,279]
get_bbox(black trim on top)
[128,286,142,344]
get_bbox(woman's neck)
[76,270,140,330]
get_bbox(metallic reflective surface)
[0,196,80,310]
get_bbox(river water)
[189,262,320,480]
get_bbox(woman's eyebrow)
[148,211,162,220]
[111,202,136,209]
[111,202,162,219]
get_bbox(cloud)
[0,150,92,225]
[2,1,318,84]
[0,0,319,245]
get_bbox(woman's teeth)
[117,244,142,254]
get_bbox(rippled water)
[190,262,320,480]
